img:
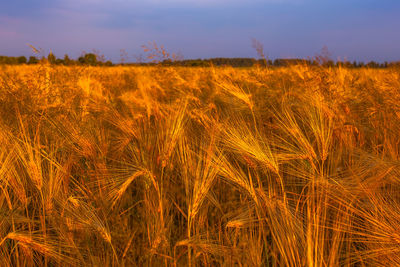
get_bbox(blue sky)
[0,0,399,62]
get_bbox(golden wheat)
[0,63,399,266]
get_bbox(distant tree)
[78,56,85,64]
[366,61,379,68]
[0,56,8,64]
[85,53,97,65]
[326,60,335,67]
[343,61,353,68]
[55,58,64,65]
[28,56,38,64]
[389,61,400,68]
[17,56,27,64]
[190,60,204,67]
[274,59,283,66]
[162,59,173,66]
[47,52,56,64]
[78,53,97,65]
[6,57,17,64]
[63,54,72,65]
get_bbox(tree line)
[0,52,112,66]
[160,58,398,68]
[0,52,399,68]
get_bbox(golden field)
[1,63,400,266]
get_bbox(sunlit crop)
[1,63,400,266]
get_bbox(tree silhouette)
[17,56,27,64]
[28,56,38,64]
[63,54,72,65]
[47,52,56,64]
[78,53,98,65]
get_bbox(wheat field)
[1,63,400,266]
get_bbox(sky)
[0,0,399,63]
